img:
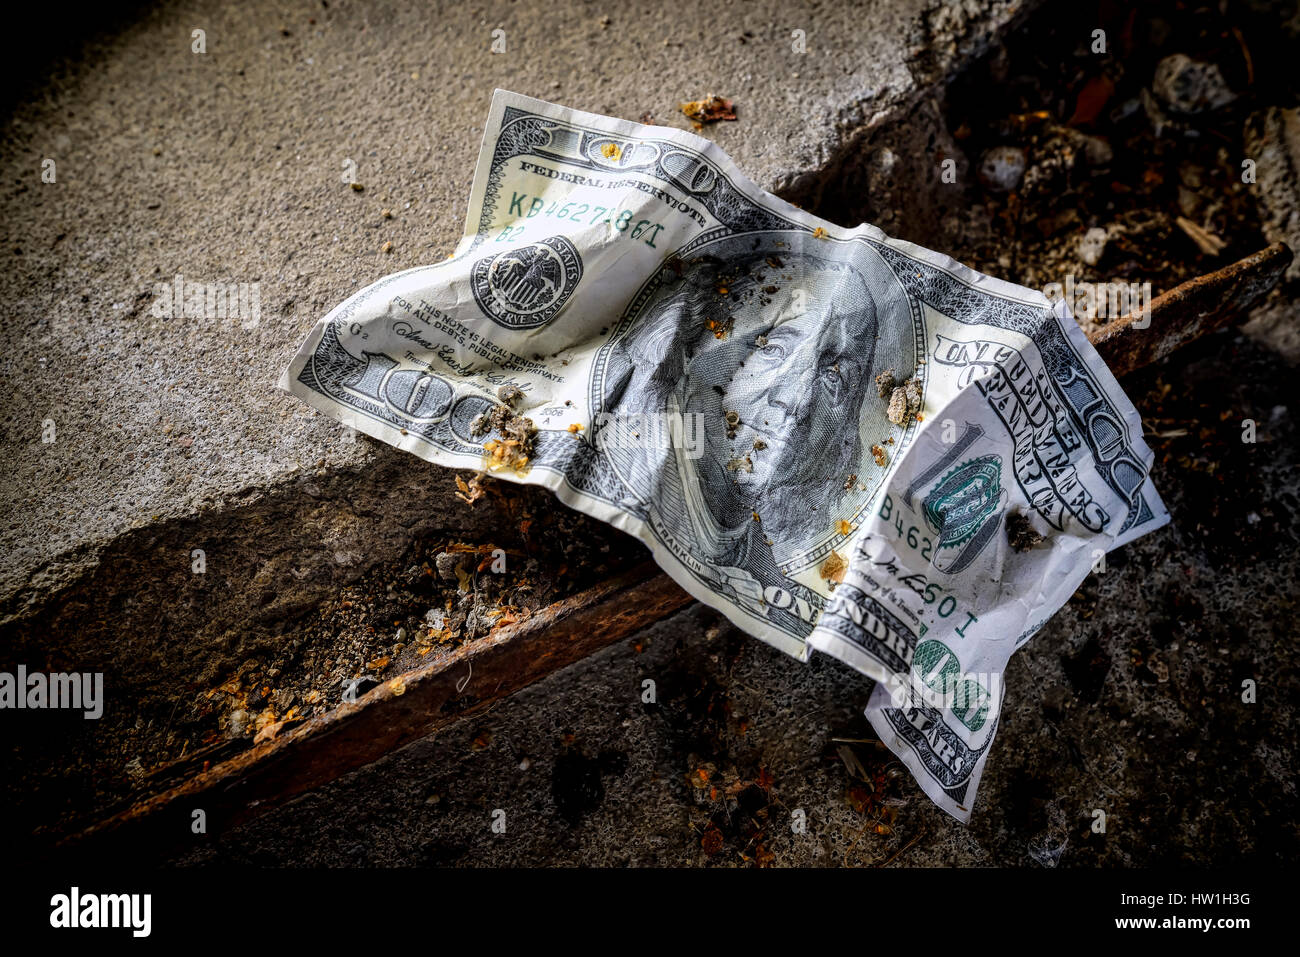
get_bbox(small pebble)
[1079,227,1108,267]
[1081,135,1113,167]
[978,145,1027,192]
[1152,54,1235,114]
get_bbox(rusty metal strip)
[60,562,692,859]
[1088,242,1292,377]
[60,243,1291,859]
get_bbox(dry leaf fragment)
[701,826,725,855]
[1068,75,1114,126]
[455,471,487,505]
[253,719,287,745]
[704,315,733,339]
[252,707,299,745]
[820,550,847,583]
[1175,216,1227,256]
[679,94,737,126]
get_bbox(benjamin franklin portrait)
[598,229,914,620]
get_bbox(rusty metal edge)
[57,561,691,859]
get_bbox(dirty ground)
[2,0,1298,867]
[174,0,1299,867]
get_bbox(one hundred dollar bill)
[280,90,1169,821]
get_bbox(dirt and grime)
[886,377,924,427]
[5,473,642,843]
[1006,512,1045,552]
[179,0,1300,867]
[172,345,1300,868]
[207,492,631,743]
[813,0,1297,351]
[5,0,1298,866]
[471,404,538,473]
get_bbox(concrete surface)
[0,7,1035,817]
[0,0,1029,621]
[0,0,1042,852]
[5,0,1299,866]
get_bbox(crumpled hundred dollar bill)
[280,90,1168,820]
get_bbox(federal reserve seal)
[470,235,582,330]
